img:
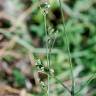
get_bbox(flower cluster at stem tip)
[40,1,50,15]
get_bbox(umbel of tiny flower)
[36,59,54,75]
[36,59,44,71]
[40,81,47,88]
[40,1,50,15]
[40,81,48,94]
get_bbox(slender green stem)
[44,13,50,96]
[58,0,75,95]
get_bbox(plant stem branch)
[58,0,75,95]
[44,14,50,96]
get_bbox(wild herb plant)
[36,0,96,96]
[37,0,71,96]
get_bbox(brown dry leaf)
[0,85,19,96]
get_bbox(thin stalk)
[44,14,50,96]
[58,0,75,95]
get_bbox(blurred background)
[0,0,96,96]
